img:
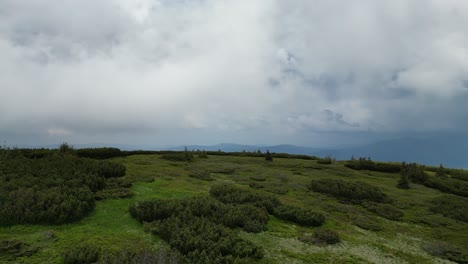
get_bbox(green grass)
[1,154,466,263]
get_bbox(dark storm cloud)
[0,0,467,146]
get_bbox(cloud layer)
[1,0,468,146]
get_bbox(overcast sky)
[1,0,468,148]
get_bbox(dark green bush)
[309,179,388,204]
[345,158,401,173]
[401,163,428,183]
[249,175,266,181]
[423,177,468,197]
[197,151,208,159]
[100,248,184,264]
[273,205,325,227]
[317,156,333,165]
[352,215,383,231]
[0,153,127,225]
[161,153,192,162]
[397,173,410,189]
[75,147,124,159]
[312,229,340,245]
[63,243,100,264]
[423,241,467,263]
[130,196,265,263]
[0,240,39,260]
[429,195,468,222]
[265,185,289,195]
[209,184,280,213]
[188,169,214,181]
[450,169,468,182]
[249,182,265,189]
[361,201,404,221]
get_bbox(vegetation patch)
[361,201,404,221]
[0,240,39,260]
[317,156,333,165]
[351,215,383,231]
[188,169,214,181]
[308,179,388,204]
[422,241,468,263]
[273,205,325,227]
[63,243,100,264]
[424,177,468,197]
[299,230,341,246]
[345,158,401,173]
[0,153,126,225]
[249,175,266,181]
[130,196,265,262]
[429,195,468,222]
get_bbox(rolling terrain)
[0,149,467,263]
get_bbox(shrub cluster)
[273,205,325,226]
[361,201,404,221]
[345,158,401,173]
[188,169,214,181]
[401,162,428,183]
[317,156,333,165]
[352,215,383,231]
[299,230,340,246]
[0,153,126,225]
[209,184,280,213]
[423,241,467,263]
[308,179,388,204]
[75,147,125,159]
[129,196,265,263]
[429,195,468,222]
[424,178,468,198]
[130,185,326,262]
[63,244,100,264]
[210,184,323,226]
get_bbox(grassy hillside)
[1,153,467,263]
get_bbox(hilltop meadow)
[0,146,467,263]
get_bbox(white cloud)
[0,0,467,146]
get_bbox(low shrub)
[210,184,280,213]
[273,205,325,227]
[361,201,404,221]
[0,240,39,260]
[161,153,192,162]
[429,195,468,222]
[265,185,289,195]
[423,177,468,197]
[130,196,265,263]
[197,151,208,159]
[317,156,333,165]
[401,163,427,183]
[188,169,214,181]
[352,215,383,231]
[63,243,100,264]
[345,158,401,173]
[249,175,266,182]
[309,179,388,204]
[100,248,184,264]
[423,241,467,263]
[75,147,124,159]
[312,229,340,245]
[249,182,265,189]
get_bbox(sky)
[1,0,468,148]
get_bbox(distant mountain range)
[168,136,468,169]
[14,134,468,168]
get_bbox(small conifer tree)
[265,150,273,161]
[397,173,410,189]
